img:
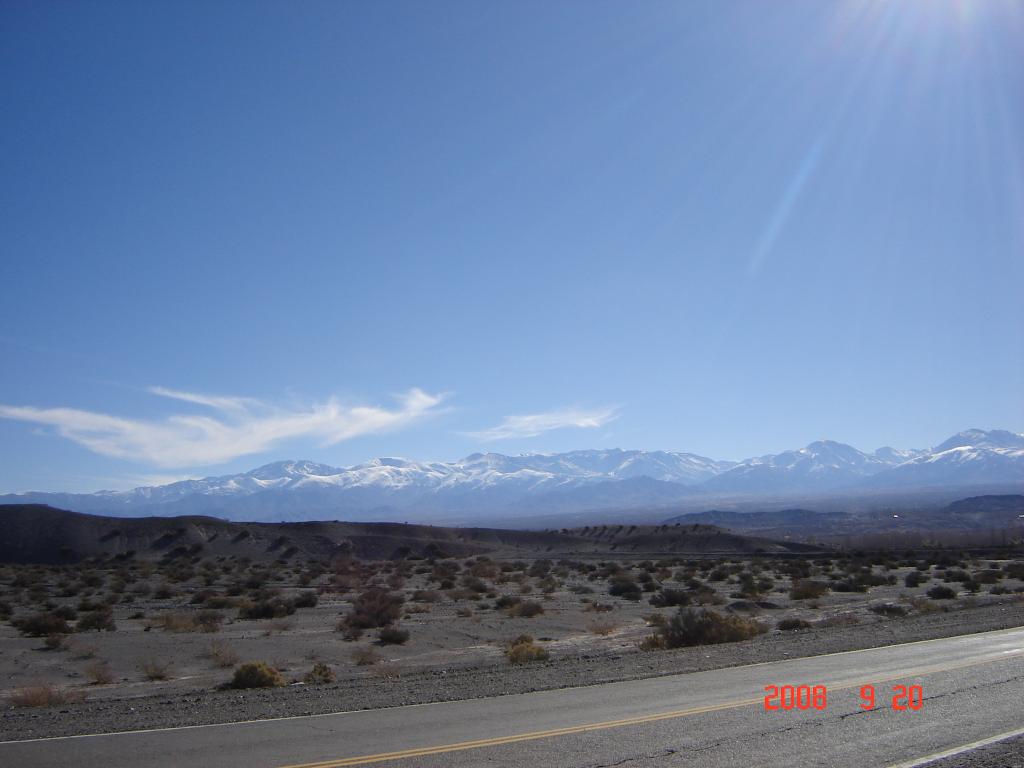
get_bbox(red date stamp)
[763,684,923,712]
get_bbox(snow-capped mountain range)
[3,429,1023,523]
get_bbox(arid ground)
[2,509,1024,742]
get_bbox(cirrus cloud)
[467,406,618,442]
[0,387,444,468]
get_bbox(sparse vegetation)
[927,585,957,600]
[230,661,285,688]
[154,611,223,633]
[869,603,908,618]
[43,632,69,651]
[238,597,296,620]
[509,600,544,618]
[642,608,765,650]
[777,618,812,631]
[85,660,114,685]
[344,589,405,630]
[649,588,690,608]
[207,640,240,668]
[77,609,116,632]
[15,612,72,637]
[506,634,549,664]
[303,662,335,684]
[8,684,86,708]
[140,658,172,681]
[378,626,410,645]
[588,619,618,636]
[0,520,1020,719]
[905,570,926,587]
[789,580,830,600]
[352,646,382,666]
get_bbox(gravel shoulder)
[3,599,1023,742]
[926,734,1024,768]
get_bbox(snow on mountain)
[868,429,1024,488]
[455,449,733,485]
[2,430,1022,522]
[933,429,1024,453]
[873,446,927,465]
[703,430,1024,494]
[118,449,730,502]
[701,440,891,493]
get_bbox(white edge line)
[886,725,1024,768]
[1,624,1022,746]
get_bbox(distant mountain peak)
[248,459,340,479]
[2,430,1021,524]
[934,429,1024,453]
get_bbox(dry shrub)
[588,619,618,636]
[816,613,861,628]
[206,640,240,668]
[68,641,97,660]
[237,598,296,620]
[691,588,725,606]
[337,620,364,641]
[869,603,908,618]
[643,608,765,650]
[152,614,188,632]
[905,570,926,587]
[263,618,294,636]
[8,684,86,708]
[508,600,544,618]
[77,609,116,633]
[789,580,830,600]
[608,576,642,601]
[345,589,404,629]
[292,591,318,608]
[352,646,382,666]
[505,634,549,664]
[649,589,690,608]
[303,662,335,684]
[370,661,402,679]
[777,618,812,631]
[16,612,72,637]
[154,611,222,633]
[1003,562,1024,580]
[140,658,172,681]
[44,633,69,651]
[85,660,114,685]
[230,661,285,688]
[907,596,943,615]
[377,626,410,645]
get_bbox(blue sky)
[1,1,1022,492]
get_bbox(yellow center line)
[278,649,1024,768]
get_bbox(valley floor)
[2,589,1023,742]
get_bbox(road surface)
[2,626,1023,767]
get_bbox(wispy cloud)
[468,406,618,442]
[0,388,444,468]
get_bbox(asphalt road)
[3,626,1023,768]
